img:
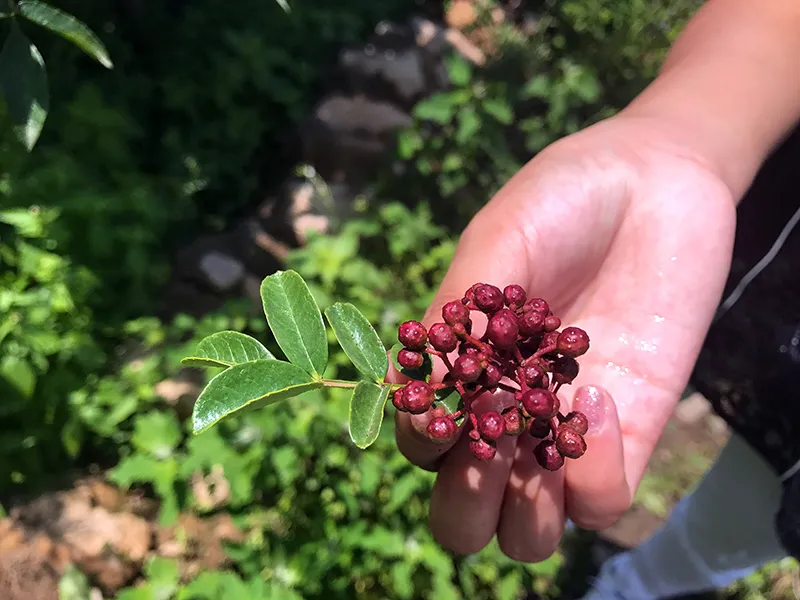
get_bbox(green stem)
[322,379,404,390]
[322,379,359,389]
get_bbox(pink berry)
[473,284,504,314]
[524,298,549,314]
[469,437,497,461]
[543,315,561,332]
[557,327,590,358]
[452,354,483,382]
[551,355,579,385]
[392,388,405,411]
[521,363,547,388]
[503,284,527,308]
[463,283,482,305]
[398,320,427,350]
[442,300,471,327]
[486,309,519,349]
[402,381,435,414]
[477,411,505,441]
[534,439,564,471]
[479,363,503,388]
[518,309,546,337]
[428,323,458,353]
[398,349,424,370]
[427,416,458,443]
[502,407,525,436]
[529,419,551,439]
[561,411,589,435]
[521,388,559,420]
[556,426,587,459]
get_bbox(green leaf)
[17,1,113,69]
[446,54,472,87]
[348,381,391,449]
[390,343,432,381]
[0,355,36,398]
[456,107,480,144]
[435,387,463,420]
[192,358,322,433]
[325,302,388,382]
[482,98,513,124]
[521,74,550,99]
[181,330,274,369]
[260,270,328,377]
[131,411,182,459]
[275,0,291,12]
[413,94,454,124]
[572,68,600,102]
[0,21,49,150]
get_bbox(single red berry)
[557,327,590,358]
[398,320,427,350]
[534,439,564,471]
[398,349,424,370]
[502,407,525,436]
[524,298,549,314]
[473,284,505,314]
[463,283,482,305]
[543,315,561,333]
[479,363,503,388]
[529,418,551,438]
[452,354,483,382]
[392,388,405,411]
[427,416,458,443]
[459,342,480,355]
[521,363,547,388]
[551,355,579,385]
[486,309,519,349]
[561,411,589,435]
[519,309,546,337]
[428,322,457,353]
[556,426,587,459]
[503,284,527,308]
[477,411,505,441]
[469,437,497,461]
[402,381,435,414]
[521,388,559,420]
[442,300,472,327]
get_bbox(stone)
[674,392,712,425]
[198,251,245,292]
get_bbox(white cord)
[714,203,800,323]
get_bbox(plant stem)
[321,379,403,390]
[322,380,359,389]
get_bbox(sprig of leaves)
[0,0,112,150]
[183,270,455,450]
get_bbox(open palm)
[392,115,737,562]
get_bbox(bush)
[1,0,737,598]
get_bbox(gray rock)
[198,251,245,292]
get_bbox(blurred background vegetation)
[1,0,798,598]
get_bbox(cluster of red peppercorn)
[392,283,591,471]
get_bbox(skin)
[390,0,800,562]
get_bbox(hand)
[391,113,737,562]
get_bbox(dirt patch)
[0,476,245,597]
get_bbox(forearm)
[622,0,800,201]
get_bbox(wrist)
[620,0,800,202]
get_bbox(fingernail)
[572,385,609,434]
